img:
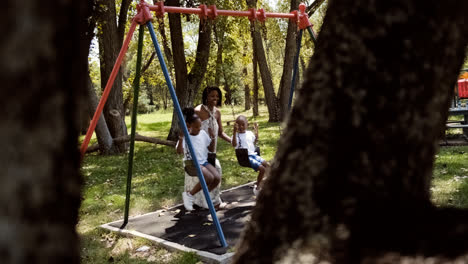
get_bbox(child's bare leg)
[189,166,213,195]
[189,182,201,196]
[257,165,266,187]
[201,166,215,191]
[205,164,220,190]
[258,161,270,187]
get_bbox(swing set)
[80,0,317,248]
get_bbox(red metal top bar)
[148,1,307,23]
[138,1,313,29]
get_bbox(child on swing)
[176,107,220,211]
[232,115,270,196]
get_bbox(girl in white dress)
[185,87,231,209]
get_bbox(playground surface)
[101,182,257,264]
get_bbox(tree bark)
[86,72,116,154]
[96,0,130,152]
[214,23,224,87]
[278,0,299,120]
[0,1,91,263]
[214,20,233,105]
[252,37,259,117]
[243,52,251,110]
[247,0,279,122]
[244,83,251,110]
[155,12,177,89]
[233,0,468,263]
[166,0,212,141]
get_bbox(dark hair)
[202,86,223,106]
[182,107,199,124]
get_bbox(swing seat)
[184,160,198,176]
[235,146,261,168]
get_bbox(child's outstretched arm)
[208,127,216,152]
[176,131,184,155]
[231,123,238,147]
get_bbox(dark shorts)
[249,155,265,171]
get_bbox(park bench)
[446,107,468,137]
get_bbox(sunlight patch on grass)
[432,146,468,208]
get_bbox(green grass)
[79,105,280,263]
[80,104,468,263]
[432,146,468,208]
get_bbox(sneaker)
[253,185,260,196]
[182,192,194,211]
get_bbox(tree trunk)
[277,0,299,120]
[86,72,116,154]
[155,12,177,92]
[166,0,212,141]
[233,0,468,263]
[252,46,259,117]
[214,23,224,87]
[80,0,119,155]
[96,0,129,153]
[243,54,251,110]
[0,1,91,263]
[214,20,233,105]
[244,83,251,110]
[247,0,279,122]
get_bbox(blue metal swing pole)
[288,28,304,110]
[146,21,228,248]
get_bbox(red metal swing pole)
[80,20,138,158]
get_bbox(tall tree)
[233,0,468,263]
[95,0,131,152]
[247,0,280,122]
[213,19,233,105]
[83,0,117,155]
[0,0,91,262]
[252,42,260,117]
[166,0,213,140]
[277,0,299,119]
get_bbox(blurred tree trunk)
[95,0,131,153]
[234,0,468,263]
[166,0,212,141]
[0,0,91,262]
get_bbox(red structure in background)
[458,79,468,99]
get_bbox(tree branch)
[118,0,131,43]
[84,134,176,153]
[307,0,326,17]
